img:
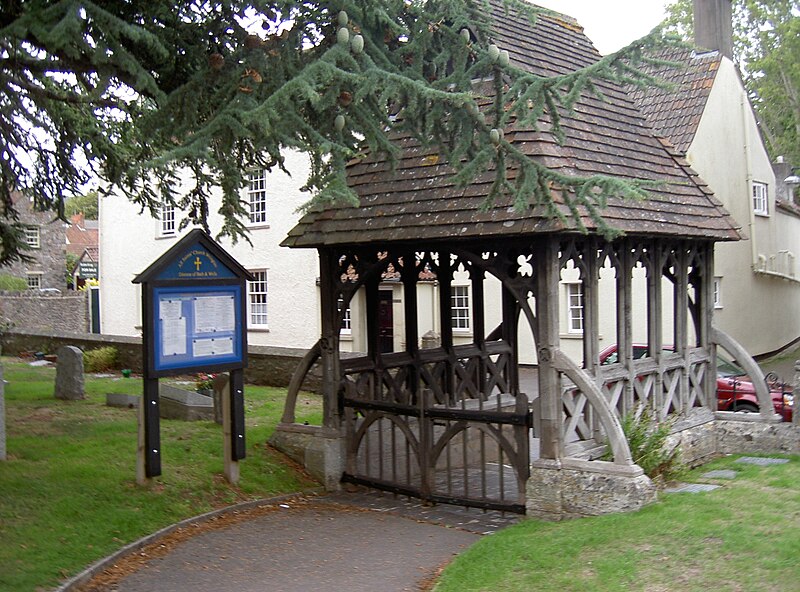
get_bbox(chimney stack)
[693,0,733,59]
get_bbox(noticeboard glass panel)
[153,285,243,372]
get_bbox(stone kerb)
[54,345,85,400]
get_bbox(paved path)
[81,491,520,592]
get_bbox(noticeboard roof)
[133,229,254,284]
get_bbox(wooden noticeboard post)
[133,229,254,483]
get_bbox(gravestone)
[54,346,85,400]
[1,362,6,461]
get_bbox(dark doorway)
[90,286,101,334]
[378,289,394,353]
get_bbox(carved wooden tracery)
[284,234,719,510]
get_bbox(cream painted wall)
[98,151,321,350]
[686,57,800,356]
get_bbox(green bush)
[0,273,28,291]
[603,407,683,481]
[83,346,119,372]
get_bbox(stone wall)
[0,329,320,389]
[528,411,800,521]
[0,292,88,333]
[6,193,66,290]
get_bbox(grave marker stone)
[54,346,85,400]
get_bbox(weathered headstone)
[54,346,85,400]
[1,362,6,461]
[421,330,440,349]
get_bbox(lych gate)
[270,5,774,516]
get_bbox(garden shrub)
[83,346,119,372]
[603,407,683,482]
[0,274,27,291]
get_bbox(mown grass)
[0,358,321,591]
[434,454,800,592]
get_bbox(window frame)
[713,276,723,309]
[752,181,769,217]
[565,281,584,334]
[337,295,352,335]
[24,226,40,249]
[450,284,470,331]
[26,272,42,290]
[247,269,269,329]
[247,169,269,227]
[159,201,176,237]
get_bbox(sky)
[531,0,669,55]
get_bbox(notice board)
[154,285,244,372]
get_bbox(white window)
[26,272,42,290]
[713,277,723,309]
[24,226,40,248]
[160,202,176,237]
[752,182,768,216]
[248,270,268,327]
[566,282,584,333]
[338,295,352,334]
[451,285,470,330]
[247,170,268,225]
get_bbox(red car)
[598,345,793,422]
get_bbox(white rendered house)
[631,0,800,358]
[98,151,321,351]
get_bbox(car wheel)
[731,401,759,413]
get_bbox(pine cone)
[208,53,224,70]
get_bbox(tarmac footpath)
[68,491,520,592]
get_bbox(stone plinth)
[269,423,343,490]
[526,458,656,521]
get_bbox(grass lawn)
[0,357,321,591]
[434,454,800,592]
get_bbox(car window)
[717,354,745,377]
[602,352,618,365]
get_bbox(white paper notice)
[193,336,234,357]
[162,317,187,356]
[159,298,184,320]
[193,295,235,333]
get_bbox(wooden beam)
[535,239,563,459]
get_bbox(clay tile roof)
[628,46,722,154]
[283,1,742,249]
[66,217,99,257]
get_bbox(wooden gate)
[341,341,531,513]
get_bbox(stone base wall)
[531,413,799,521]
[526,459,657,521]
[0,329,321,390]
[675,414,800,457]
[269,424,344,490]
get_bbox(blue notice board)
[153,285,243,372]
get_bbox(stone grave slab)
[159,384,213,421]
[664,483,721,494]
[701,470,738,479]
[735,456,789,466]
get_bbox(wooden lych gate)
[274,234,777,513]
[273,4,750,514]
